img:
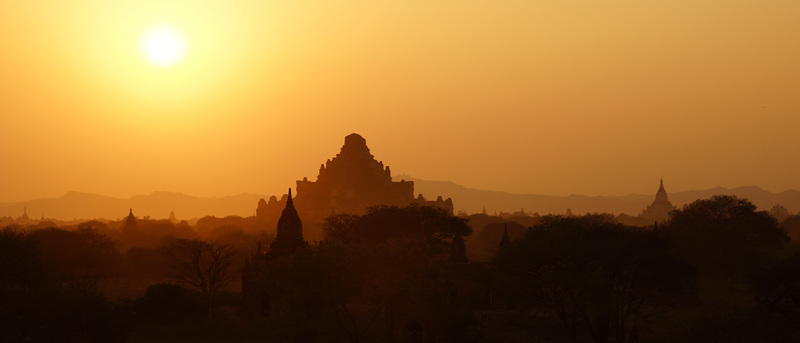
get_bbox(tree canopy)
[664,195,789,277]
[322,204,471,255]
[495,214,695,343]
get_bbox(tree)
[322,204,471,255]
[0,227,123,342]
[29,227,120,280]
[161,239,238,318]
[258,237,464,343]
[750,253,800,317]
[664,195,789,278]
[133,283,204,322]
[495,214,695,343]
[770,204,791,223]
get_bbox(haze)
[2,1,799,202]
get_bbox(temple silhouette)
[638,179,677,224]
[241,188,309,317]
[242,133,457,317]
[255,133,453,240]
[267,188,308,255]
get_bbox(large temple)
[243,133,456,317]
[639,179,677,224]
[255,133,453,240]
[295,133,417,216]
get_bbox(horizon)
[3,176,800,205]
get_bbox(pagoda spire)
[499,223,511,251]
[655,179,669,202]
[270,188,307,254]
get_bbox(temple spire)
[640,179,676,224]
[499,223,511,251]
[655,179,669,202]
[270,187,307,254]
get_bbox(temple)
[255,133,453,240]
[639,179,677,224]
[268,189,308,255]
[18,206,29,221]
[295,133,415,215]
[242,188,309,317]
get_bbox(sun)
[139,25,188,68]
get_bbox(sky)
[1,0,799,202]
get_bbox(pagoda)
[268,188,308,255]
[639,179,677,224]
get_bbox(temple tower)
[639,179,677,224]
[123,208,137,231]
[498,223,511,251]
[268,189,308,254]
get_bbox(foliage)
[258,235,473,342]
[29,227,121,280]
[770,204,791,223]
[322,204,471,255]
[161,239,238,318]
[749,253,800,317]
[676,308,800,343]
[0,227,124,343]
[665,195,789,277]
[133,283,204,322]
[0,226,50,288]
[494,214,695,343]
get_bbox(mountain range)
[1,178,798,221]
[405,176,800,216]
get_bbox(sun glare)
[140,25,187,68]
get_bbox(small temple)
[242,187,309,317]
[639,179,677,224]
[19,206,29,221]
[267,188,308,255]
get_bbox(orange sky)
[1,1,799,202]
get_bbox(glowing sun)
[139,25,187,68]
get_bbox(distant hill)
[0,191,264,221]
[403,176,800,216]
[2,180,798,222]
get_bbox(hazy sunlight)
[139,25,187,68]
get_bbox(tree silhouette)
[29,227,120,280]
[664,195,788,278]
[162,239,238,318]
[495,214,694,343]
[750,253,800,317]
[322,204,471,255]
[0,227,123,342]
